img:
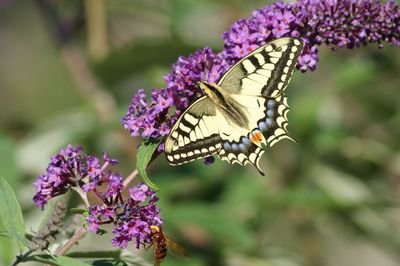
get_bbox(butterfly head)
[197,81,211,93]
[197,81,224,103]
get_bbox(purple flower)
[33,145,86,209]
[153,94,173,114]
[142,119,156,137]
[159,123,170,136]
[103,152,119,166]
[122,116,141,137]
[87,183,163,249]
[129,183,149,202]
[86,155,102,179]
[33,145,121,208]
[121,0,399,144]
[111,233,129,249]
[86,216,100,232]
[102,172,123,199]
[272,22,289,38]
[277,10,295,24]
[121,48,229,142]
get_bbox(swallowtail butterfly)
[164,37,303,175]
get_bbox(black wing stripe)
[167,134,222,165]
[165,97,223,165]
[262,40,303,98]
[217,37,303,98]
[247,55,261,70]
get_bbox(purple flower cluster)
[222,0,400,72]
[121,48,230,139]
[33,145,163,249]
[33,144,119,209]
[86,183,162,249]
[121,0,399,142]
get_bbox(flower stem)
[101,161,110,172]
[72,187,91,208]
[55,227,87,256]
[123,169,138,189]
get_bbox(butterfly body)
[199,81,250,130]
[164,37,304,175]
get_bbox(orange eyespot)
[250,131,263,144]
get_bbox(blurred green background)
[1,0,400,265]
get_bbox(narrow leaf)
[0,177,26,251]
[26,254,92,266]
[90,260,128,266]
[67,250,122,259]
[136,138,162,190]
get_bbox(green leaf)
[26,255,92,266]
[0,177,26,251]
[38,197,62,230]
[136,138,162,191]
[0,230,12,238]
[90,260,128,266]
[67,250,122,259]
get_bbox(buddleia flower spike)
[121,0,399,173]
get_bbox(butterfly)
[164,37,303,175]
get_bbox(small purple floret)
[129,183,149,202]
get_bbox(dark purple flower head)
[122,0,399,143]
[86,183,163,249]
[33,145,120,209]
[33,145,86,209]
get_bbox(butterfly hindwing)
[217,37,303,98]
[261,94,292,147]
[164,96,222,165]
[218,137,265,175]
[217,93,291,175]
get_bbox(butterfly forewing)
[164,96,222,165]
[217,37,303,98]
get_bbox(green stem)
[11,249,34,266]
[72,187,90,208]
